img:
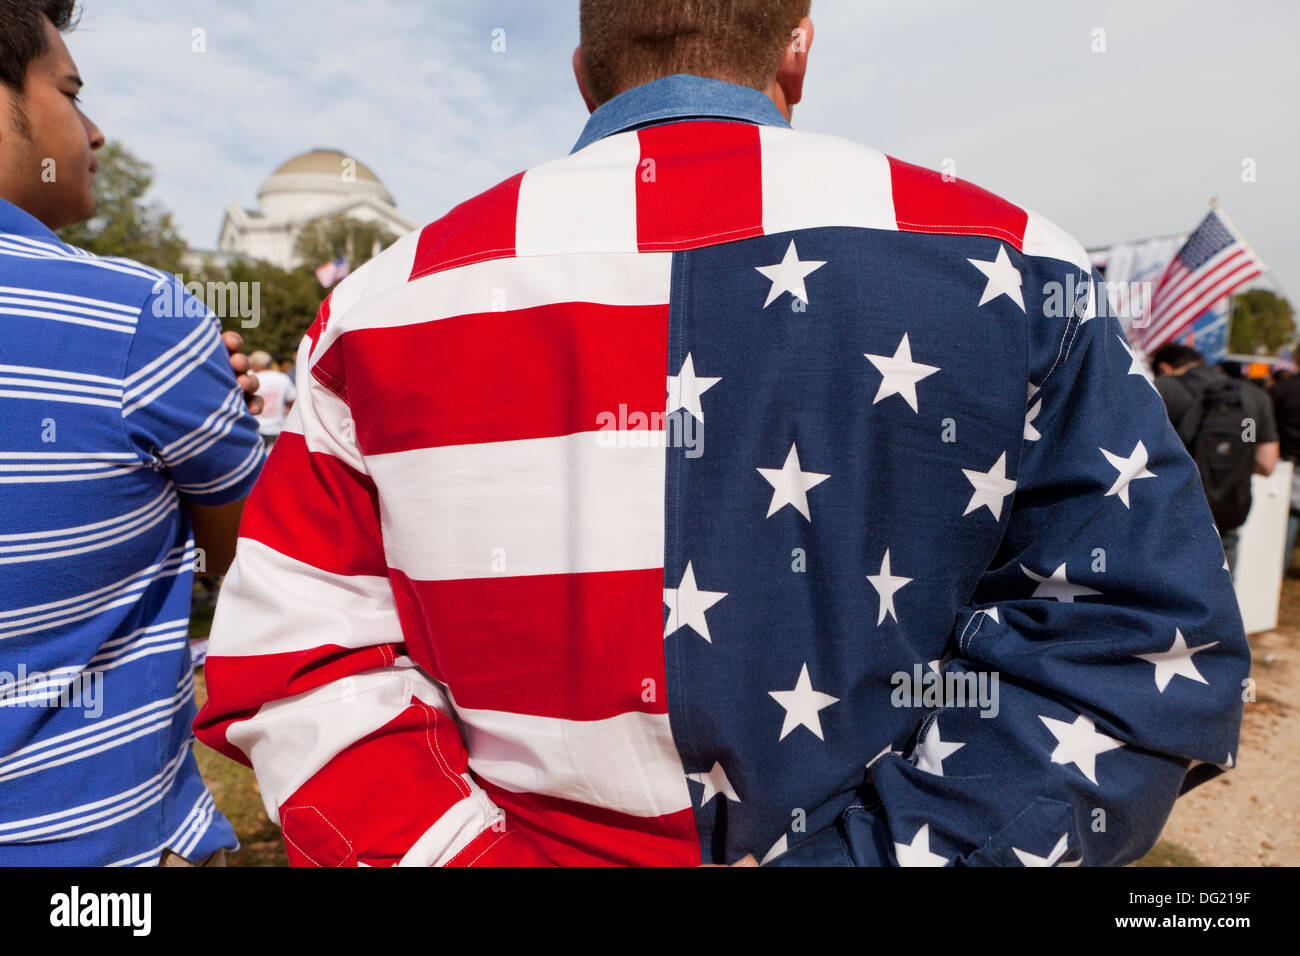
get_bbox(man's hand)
[223,330,263,416]
[700,854,758,867]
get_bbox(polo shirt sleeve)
[120,276,265,505]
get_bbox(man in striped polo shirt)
[0,1,266,865]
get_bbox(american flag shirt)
[196,75,1250,867]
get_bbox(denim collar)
[572,74,791,153]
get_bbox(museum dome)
[257,148,395,219]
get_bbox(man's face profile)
[0,17,104,229]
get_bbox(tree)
[188,257,325,362]
[294,215,396,270]
[1229,289,1296,355]
[57,141,186,273]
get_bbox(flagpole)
[1211,198,1293,307]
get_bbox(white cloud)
[64,0,1298,297]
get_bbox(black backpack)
[1172,375,1256,532]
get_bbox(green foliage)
[189,257,324,362]
[1229,289,1295,355]
[294,215,396,270]
[56,141,187,273]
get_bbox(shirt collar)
[0,196,63,242]
[572,73,791,153]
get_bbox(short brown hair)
[579,0,811,106]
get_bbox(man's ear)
[573,46,599,114]
[774,16,814,114]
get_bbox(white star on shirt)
[667,353,721,423]
[1040,713,1125,785]
[968,245,1026,312]
[914,719,966,776]
[755,240,826,308]
[962,452,1017,520]
[686,761,741,806]
[895,824,948,867]
[1115,334,1148,379]
[867,548,912,624]
[760,834,788,865]
[863,333,940,412]
[769,663,840,741]
[1012,833,1080,867]
[1024,399,1042,441]
[1100,440,1156,508]
[664,562,727,643]
[1136,629,1217,693]
[1020,562,1102,603]
[756,442,830,520]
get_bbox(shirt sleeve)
[193,300,553,867]
[769,267,1251,868]
[122,277,265,505]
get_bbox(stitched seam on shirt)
[282,806,354,867]
[310,363,348,401]
[960,610,989,656]
[896,220,1022,245]
[419,700,471,800]
[1035,269,1089,393]
[449,828,511,867]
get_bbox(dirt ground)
[1149,578,1300,867]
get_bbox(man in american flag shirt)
[196,0,1250,866]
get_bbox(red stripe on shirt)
[304,295,331,360]
[479,778,701,866]
[888,156,1028,249]
[201,644,397,727]
[239,431,387,577]
[389,566,667,720]
[409,171,525,281]
[277,697,550,866]
[339,302,669,455]
[636,121,764,252]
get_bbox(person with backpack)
[1151,343,1279,573]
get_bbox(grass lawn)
[190,587,288,866]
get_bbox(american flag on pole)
[315,255,350,288]
[1138,206,1263,352]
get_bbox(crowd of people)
[1150,343,1300,575]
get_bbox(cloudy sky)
[65,0,1299,296]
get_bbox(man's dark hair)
[1150,343,1204,374]
[0,0,78,93]
[579,0,811,107]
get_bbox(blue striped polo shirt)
[0,197,265,865]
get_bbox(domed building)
[210,148,418,270]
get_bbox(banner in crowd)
[1090,235,1185,337]
[1187,297,1231,363]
